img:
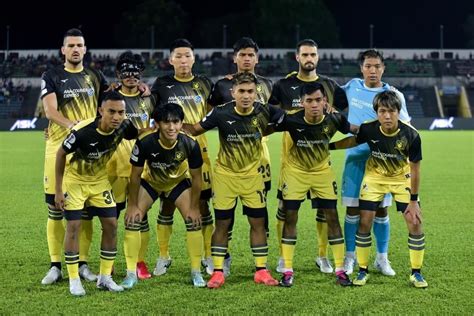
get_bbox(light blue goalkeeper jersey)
[342,78,410,159]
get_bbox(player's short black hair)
[231,72,258,86]
[299,82,326,98]
[296,39,318,53]
[359,49,384,65]
[233,37,259,53]
[101,90,125,106]
[63,28,83,39]
[373,90,401,112]
[170,38,194,53]
[153,103,184,122]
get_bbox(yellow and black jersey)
[107,91,156,177]
[151,74,213,125]
[62,118,137,183]
[200,101,284,176]
[130,132,203,192]
[356,120,422,181]
[275,110,351,171]
[40,65,108,145]
[268,72,348,110]
[208,73,272,106]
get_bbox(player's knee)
[66,220,81,237]
[346,206,360,216]
[375,207,388,217]
[284,210,298,226]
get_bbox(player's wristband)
[410,194,418,201]
[329,143,336,150]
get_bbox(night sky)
[0,0,472,50]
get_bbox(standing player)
[269,39,348,273]
[341,49,410,275]
[184,73,282,289]
[330,90,427,288]
[41,28,108,285]
[151,39,214,276]
[123,103,205,288]
[207,37,273,276]
[106,51,156,280]
[273,83,355,287]
[55,91,138,296]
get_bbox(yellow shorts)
[279,166,338,201]
[109,176,129,204]
[64,179,116,211]
[359,176,411,211]
[212,172,266,210]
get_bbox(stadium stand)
[1,49,473,119]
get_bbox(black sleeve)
[355,123,369,144]
[408,134,422,162]
[62,130,80,154]
[335,113,351,134]
[123,119,139,140]
[208,80,224,107]
[40,71,57,99]
[199,108,219,130]
[333,85,348,111]
[272,113,288,132]
[130,139,145,167]
[95,69,109,104]
[150,78,162,104]
[268,81,281,105]
[268,105,286,126]
[188,141,203,169]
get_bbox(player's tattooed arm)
[43,93,79,129]
[54,147,68,211]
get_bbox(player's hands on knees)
[125,206,143,226]
[55,192,65,211]
[186,209,202,229]
[404,201,422,225]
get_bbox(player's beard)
[301,62,316,72]
[67,57,82,66]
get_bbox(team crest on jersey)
[192,82,200,90]
[139,100,146,110]
[395,137,407,152]
[84,74,92,85]
[175,151,185,161]
[256,84,262,93]
[251,117,259,127]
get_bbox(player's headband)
[118,63,142,79]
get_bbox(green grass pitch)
[0,130,473,314]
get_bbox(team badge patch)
[251,117,259,127]
[395,137,407,152]
[192,82,200,90]
[175,151,184,161]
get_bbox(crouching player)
[123,103,204,288]
[55,91,138,296]
[330,90,427,288]
[273,83,357,287]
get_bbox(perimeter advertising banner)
[0,117,473,132]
